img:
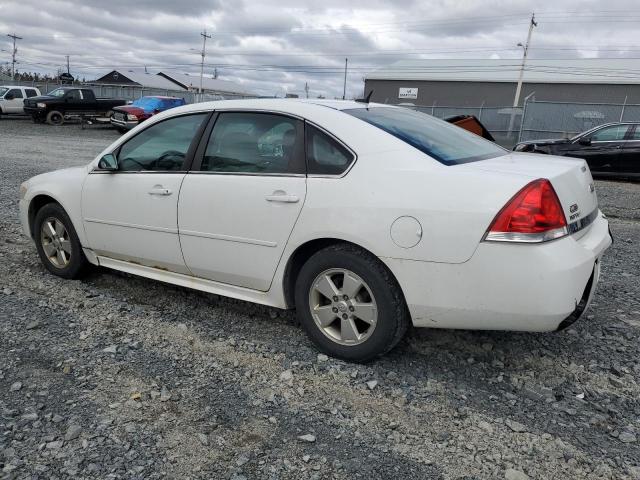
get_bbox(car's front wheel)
[46,110,65,125]
[295,244,410,362]
[34,203,88,279]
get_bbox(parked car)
[111,96,186,133]
[23,87,126,125]
[18,99,612,362]
[0,86,41,116]
[514,122,640,179]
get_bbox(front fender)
[21,166,90,245]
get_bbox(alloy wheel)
[308,268,378,346]
[40,217,72,268]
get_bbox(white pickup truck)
[0,86,41,116]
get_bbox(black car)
[513,123,640,179]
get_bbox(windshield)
[47,88,67,97]
[344,107,506,165]
[0,87,8,97]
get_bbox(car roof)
[164,98,396,117]
[0,85,38,88]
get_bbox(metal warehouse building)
[364,58,640,107]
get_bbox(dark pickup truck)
[24,87,126,125]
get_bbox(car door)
[82,112,209,274]
[63,89,83,113]
[178,111,307,291]
[619,124,640,177]
[566,124,630,175]
[4,88,24,113]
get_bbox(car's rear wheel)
[295,244,410,362]
[46,110,65,125]
[34,203,88,279]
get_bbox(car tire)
[34,203,88,279]
[46,110,65,126]
[295,243,410,362]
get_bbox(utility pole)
[199,29,212,101]
[513,13,537,109]
[7,33,22,80]
[304,82,309,99]
[65,55,70,74]
[508,13,537,136]
[342,58,348,100]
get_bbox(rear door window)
[306,125,354,175]
[200,112,304,174]
[25,89,39,98]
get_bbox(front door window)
[117,114,207,171]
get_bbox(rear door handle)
[265,193,299,203]
[148,187,172,196]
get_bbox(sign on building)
[399,87,418,99]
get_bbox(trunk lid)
[462,153,599,234]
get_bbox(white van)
[0,86,42,116]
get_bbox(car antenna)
[355,90,373,105]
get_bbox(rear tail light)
[484,178,568,243]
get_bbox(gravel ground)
[1,117,639,480]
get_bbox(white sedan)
[19,99,612,362]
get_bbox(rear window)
[344,107,506,165]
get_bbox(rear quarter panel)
[287,149,529,264]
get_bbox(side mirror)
[578,137,591,146]
[97,153,118,171]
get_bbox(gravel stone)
[619,432,637,443]
[505,419,528,433]
[1,121,639,479]
[505,468,530,480]
[64,425,82,441]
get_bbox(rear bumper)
[382,211,612,332]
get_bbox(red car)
[110,96,186,132]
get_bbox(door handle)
[148,187,172,196]
[265,193,299,203]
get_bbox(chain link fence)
[409,105,523,147]
[405,99,640,148]
[7,78,640,146]
[6,80,258,103]
[519,100,640,142]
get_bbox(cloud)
[1,0,640,98]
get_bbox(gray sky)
[1,0,640,98]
